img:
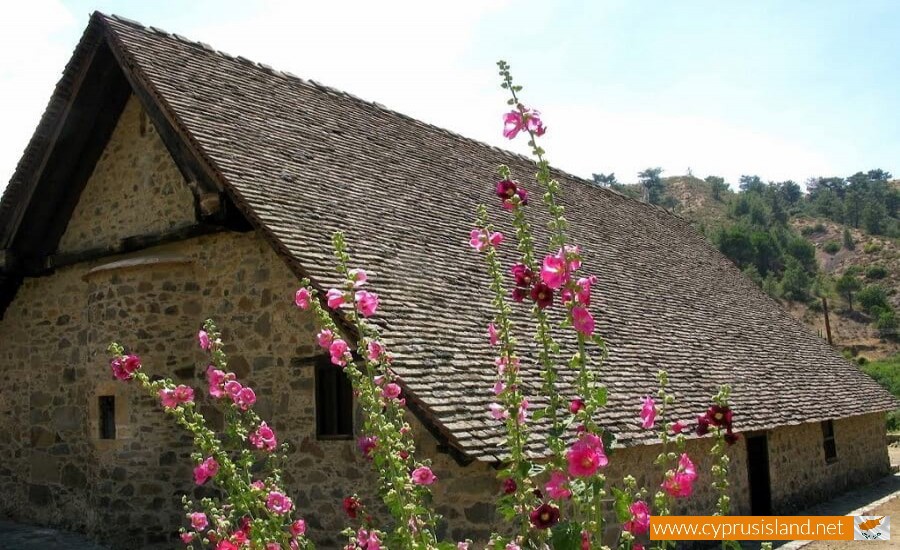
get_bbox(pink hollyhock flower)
[672,420,687,434]
[411,466,437,485]
[492,380,505,395]
[489,403,507,420]
[569,398,585,414]
[510,263,534,288]
[562,245,582,270]
[488,323,500,346]
[458,543,470,550]
[349,268,367,288]
[251,480,266,490]
[575,276,596,305]
[529,502,560,529]
[525,109,547,136]
[174,385,194,404]
[530,282,554,309]
[566,433,608,478]
[678,453,697,481]
[224,380,242,398]
[581,531,591,550]
[234,387,256,411]
[382,383,402,400]
[290,519,307,536]
[640,396,657,429]
[356,528,382,550]
[540,253,568,289]
[193,456,219,485]
[329,339,351,367]
[206,366,226,398]
[625,500,650,535]
[316,329,334,349]
[506,544,521,550]
[355,291,379,317]
[189,512,208,531]
[267,543,281,550]
[159,388,179,409]
[517,399,529,425]
[502,111,525,139]
[502,477,517,494]
[217,541,238,550]
[489,232,503,247]
[357,435,377,460]
[110,354,142,381]
[249,421,277,451]
[266,491,293,515]
[469,229,503,251]
[180,532,193,544]
[662,471,695,498]
[294,288,312,309]
[198,330,210,351]
[326,288,346,309]
[545,471,572,500]
[572,306,595,336]
[366,340,384,361]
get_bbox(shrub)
[823,241,840,254]
[857,285,890,315]
[863,242,882,254]
[875,309,898,339]
[865,265,888,280]
[801,222,827,236]
[780,258,812,302]
[842,227,855,250]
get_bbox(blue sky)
[2,1,898,193]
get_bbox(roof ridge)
[98,12,687,225]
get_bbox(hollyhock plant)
[539,252,568,289]
[329,339,351,366]
[495,179,528,210]
[545,471,572,500]
[249,421,278,452]
[190,512,209,531]
[625,500,650,535]
[266,491,294,515]
[529,503,560,529]
[349,268,368,287]
[316,328,334,349]
[355,290,379,317]
[469,228,504,251]
[640,396,657,429]
[110,354,141,380]
[326,288,346,309]
[343,496,361,519]
[488,323,500,346]
[566,433,608,478]
[411,466,437,486]
[357,435,378,460]
[530,282,554,309]
[294,287,312,309]
[510,263,534,288]
[572,306,595,336]
[198,329,210,351]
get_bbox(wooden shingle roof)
[1,13,896,461]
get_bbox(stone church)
[0,12,895,549]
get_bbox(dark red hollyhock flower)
[706,405,733,428]
[696,414,710,436]
[530,502,561,529]
[724,431,740,446]
[496,179,518,200]
[510,263,534,288]
[343,496,361,519]
[569,398,585,414]
[511,287,529,303]
[530,282,554,309]
[502,478,517,495]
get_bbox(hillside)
[660,175,900,360]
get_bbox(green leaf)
[550,521,582,550]
[611,487,631,522]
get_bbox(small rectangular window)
[822,420,837,462]
[99,396,116,439]
[316,358,353,439]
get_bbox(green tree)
[842,227,855,250]
[705,175,729,201]
[637,167,665,205]
[592,172,617,186]
[780,257,812,302]
[738,175,765,194]
[857,285,890,316]
[835,273,862,311]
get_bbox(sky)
[2,0,899,194]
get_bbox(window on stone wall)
[821,420,837,463]
[316,357,353,439]
[99,395,116,439]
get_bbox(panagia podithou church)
[0,12,895,549]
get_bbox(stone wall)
[768,412,890,513]
[57,95,196,254]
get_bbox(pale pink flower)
[355,290,379,317]
[492,380,506,395]
[489,403,508,420]
[488,323,500,346]
[349,268,367,287]
[624,500,650,535]
[189,512,208,531]
[316,329,334,349]
[294,288,312,309]
[329,339,351,367]
[198,330,210,351]
[326,288,346,309]
[469,229,503,251]
[457,543,470,550]
[366,340,385,361]
[678,453,697,481]
[234,387,256,411]
[193,456,219,485]
[356,528,382,550]
[290,519,307,536]
[540,253,569,289]
[545,471,572,500]
[382,383,402,400]
[572,307,595,336]
[505,543,522,550]
[525,109,547,136]
[411,466,437,485]
[640,396,657,429]
[251,480,265,490]
[249,421,277,451]
[517,399,529,425]
[266,491,293,515]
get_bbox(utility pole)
[822,297,833,345]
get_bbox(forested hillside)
[592,170,899,359]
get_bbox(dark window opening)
[315,359,353,439]
[822,420,837,462]
[99,395,116,440]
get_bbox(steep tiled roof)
[3,13,896,461]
